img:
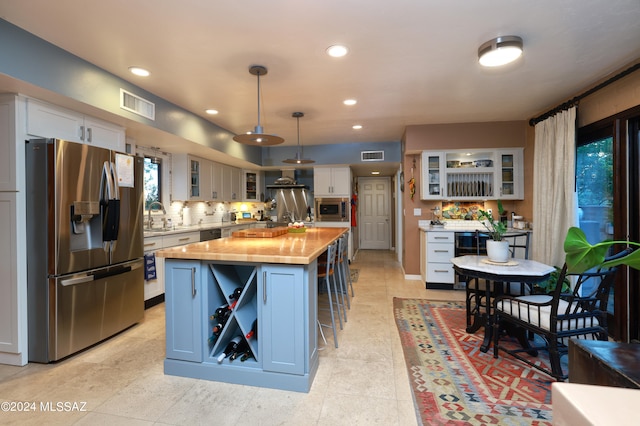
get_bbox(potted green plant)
[478,208,509,262]
[563,227,640,273]
[478,209,507,241]
[532,267,571,294]
[497,199,508,226]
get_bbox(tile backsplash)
[148,200,269,227]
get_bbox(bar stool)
[317,241,342,348]
[337,233,354,308]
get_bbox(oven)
[314,197,349,222]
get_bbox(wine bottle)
[217,336,242,363]
[240,351,253,362]
[210,304,229,320]
[245,319,258,339]
[228,287,243,301]
[229,339,249,361]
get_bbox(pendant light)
[283,112,314,164]
[233,65,284,146]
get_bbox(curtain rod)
[529,62,640,126]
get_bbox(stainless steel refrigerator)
[26,139,144,362]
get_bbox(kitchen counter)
[156,226,347,264]
[418,219,531,233]
[160,225,348,392]
[143,220,289,238]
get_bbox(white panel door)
[359,177,391,249]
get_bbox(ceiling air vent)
[120,89,155,120]
[361,150,384,162]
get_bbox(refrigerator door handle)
[110,161,120,200]
[60,275,94,287]
[100,161,121,243]
[93,264,132,281]
[101,161,114,201]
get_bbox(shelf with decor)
[420,148,523,200]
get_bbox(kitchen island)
[156,226,348,392]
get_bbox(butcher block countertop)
[156,226,348,265]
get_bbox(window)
[144,157,162,210]
[576,137,614,308]
[576,136,614,242]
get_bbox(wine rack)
[206,264,259,365]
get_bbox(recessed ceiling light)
[129,66,150,77]
[343,99,357,106]
[352,124,363,130]
[371,171,380,175]
[326,45,349,58]
[205,109,219,115]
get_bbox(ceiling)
[1,1,640,177]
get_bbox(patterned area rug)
[393,298,556,426]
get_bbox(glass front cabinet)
[420,148,523,200]
[242,170,262,201]
[420,152,445,200]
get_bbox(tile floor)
[0,250,465,425]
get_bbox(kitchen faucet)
[147,201,166,229]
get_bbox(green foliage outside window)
[144,157,161,210]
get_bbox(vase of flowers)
[478,209,509,262]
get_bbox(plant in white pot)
[478,208,509,262]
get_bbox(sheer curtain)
[532,107,579,267]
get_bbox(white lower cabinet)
[425,231,455,285]
[143,231,200,304]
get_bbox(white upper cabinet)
[222,165,241,201]
[420,148,524,200]
[314,167,351,197]
[495,148,524,200]
[25,98,125,152]
[172,156,242,202]
[420,151,445,200]
[172,155,212,201]
[242,170,262,201]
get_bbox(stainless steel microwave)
[314,197,349,222]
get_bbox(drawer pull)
[178,237,191,242]
[434,269,449,273]
[144,242,157,247]
[434,249,449,253]
[434,236,449,240]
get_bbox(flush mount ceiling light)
[478,36,523,67]
[205,109,219,115]
[233,65,284,146]
[343,99,357,106]
[283,112,314,164]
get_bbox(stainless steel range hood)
[266,169,308,189]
